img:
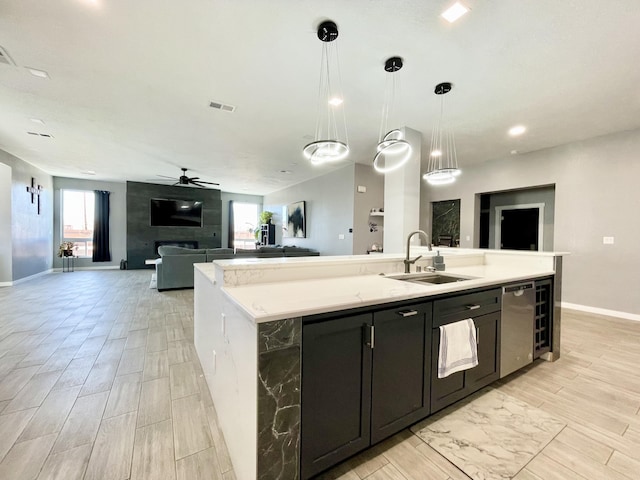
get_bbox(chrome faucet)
[404,230,431,274]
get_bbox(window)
[232,202,259,250]
[62,190,94,257]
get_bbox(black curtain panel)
[93,190,111,262]
[228,200,234,249]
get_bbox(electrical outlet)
[603,236,615,245]
[221,313,226,335]
[466,235,471,242]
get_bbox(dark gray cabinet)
[430,289,501,413]
[301,313,372,479]
[301,303,431,479]
[371,304,431,443]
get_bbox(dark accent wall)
[0,149,54,281]
[126,181,221,269]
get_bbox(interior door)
[500,208,539,250]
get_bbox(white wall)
[421,128,640,315]
[0,163,12,284]
[264,165,356,255]
[352,164,384,255]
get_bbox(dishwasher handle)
[503,282,534,294]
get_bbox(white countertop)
[219,263,555,323]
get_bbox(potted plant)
[58,241,76,257]
[259,210,273,225]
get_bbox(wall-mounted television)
[150,198,203,227]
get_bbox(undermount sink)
[387,272,475,285]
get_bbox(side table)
[62,255,76,272]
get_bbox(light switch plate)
[338,234,345,240]
[357,185,366,193]
[603,236,615,245]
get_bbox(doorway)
[495,203,544,251]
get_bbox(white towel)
[438,318,478,378]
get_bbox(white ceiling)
[1,0,639,195]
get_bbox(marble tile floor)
[0,270,235,480]
[1,270,640,480]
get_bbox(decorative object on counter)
[434,250,446,271]
[423,82,462,185]
[368,222,378,233]
[412,388,565,480]
[58,241,76,257]
[26,177,43,214]
[302,20,349,165]
[283,201,306,238]
[373,57,412,173]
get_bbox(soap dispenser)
[434,250,445,271]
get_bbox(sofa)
[154,245,319,291]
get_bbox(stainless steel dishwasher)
[500,282,535,378]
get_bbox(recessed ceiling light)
[81,170,96,175]
[442,2,469,23]
[280,170,292,174]
[26,67,50,79]
[328,97,343,106]
[509,125,527,136]
[510,150,518,155]
[30,118,45,125]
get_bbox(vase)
[63,250,73,257]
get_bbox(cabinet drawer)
[433,288,501,327]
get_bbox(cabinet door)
[371,304,431,444]
[430,329,467,413]
[465,311,500,393]
[301,314,372,480]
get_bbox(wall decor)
[432,199,460,246]
[26,177,43,214]
[284,201,306,238]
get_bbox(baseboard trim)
[53,266,120,272]
[561,302,640,322]
[5,269,54,287]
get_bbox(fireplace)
[154,240,199,255]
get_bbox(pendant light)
[303,21,349,165]
[423,82,461,185]
[373,57,412,173]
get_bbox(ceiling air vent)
[0,46,17,66]
[209,101,236,112]
[27,131,54,138]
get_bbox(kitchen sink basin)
[387,272,475,285]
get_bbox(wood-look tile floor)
[1,271,640,480]
[0,270,234,480]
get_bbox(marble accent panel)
[412,388,565,480]
[257,318,301,480]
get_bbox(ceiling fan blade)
[189,177,200,181]
[145,178,174,182]
[190,181,206,188]
[193,180,220,185]
[172,182,180,186]
[156,175,177,179]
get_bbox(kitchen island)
[193,248,565,480]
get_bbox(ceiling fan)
[152,168,220,188]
